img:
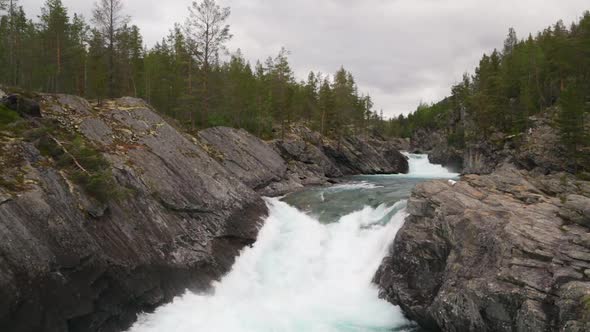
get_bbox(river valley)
[126,154,458,332]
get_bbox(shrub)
[32,121,121,204]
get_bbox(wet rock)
[375,165,590,332]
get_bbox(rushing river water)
[127,153,458,332]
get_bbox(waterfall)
[127,199,410,332]
[127,153,455,332]
[402,153,459,178]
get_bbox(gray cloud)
[20,0,590,117]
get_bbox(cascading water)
[127,154,456,332]
[401,152,460,178]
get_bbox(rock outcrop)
[200,125,409,196]
[0,95,266,332]
[198,127,293,196]
[280,125,409,176]
[411,108,577,175]
[375,164,590,331]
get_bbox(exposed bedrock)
[374,164,590,332]
[199,125,409,196]
[410,108,578,176]
[0,95,265,332]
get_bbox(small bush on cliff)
[30,120,121,203]
[0,104,26,134]
[0,105,20,125]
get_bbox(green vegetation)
[387,13,590,173]
[0,0,382,141]
[0,104,121,202]
[30,121,121,203]
[583,295,590,319]
[0,104,20,127]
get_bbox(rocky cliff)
[411,108,578,176]
[0,94,267,332]
[200,125,409,196]
[0,90,408,332]
[374,164,590,331]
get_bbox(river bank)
[0,91,408,332]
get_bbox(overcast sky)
[21,0,590,117]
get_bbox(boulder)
[375,165,590,331]
[1,94,42,118]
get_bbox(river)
[127,153,458,332]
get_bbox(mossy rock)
[0,104,21,129]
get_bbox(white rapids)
[127,153,455,332]
[401,153,459,178]
[127,199,410,332]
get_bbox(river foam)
[127,199,409,332]
[402,153,459,178]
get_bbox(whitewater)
[127,154,458,332]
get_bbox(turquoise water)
[127,154,457,332]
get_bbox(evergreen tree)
[39,0,69,92]
[185,0,232,127]
[92,0,128,97]
[557,82,588,172]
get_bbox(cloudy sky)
[21,0,590,117]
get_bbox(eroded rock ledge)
[374,164,590,331]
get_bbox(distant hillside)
[386,11,590,174]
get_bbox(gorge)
[0,91,410,332]
[1,89,589,332]
[126,154,458,332]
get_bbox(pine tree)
[39,0,69,92]
[92,0,128,98]
[185,0,232,127]
[303,71,319,125]
[317,77,333,140]
[557,82,588,172]
[87,29,108,102]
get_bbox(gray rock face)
[199,127,290,195]
[322,135,409,175]
[200,125,409,196]
[514,112,575,174]
[411,108,575,175]
[375,165,590,332]
[0,96,266,332]
[559,195,590,228]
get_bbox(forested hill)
[0,0,386,140]
[389,11,590,173]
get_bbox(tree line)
[0,0,385,140]
[389,12,590,171]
